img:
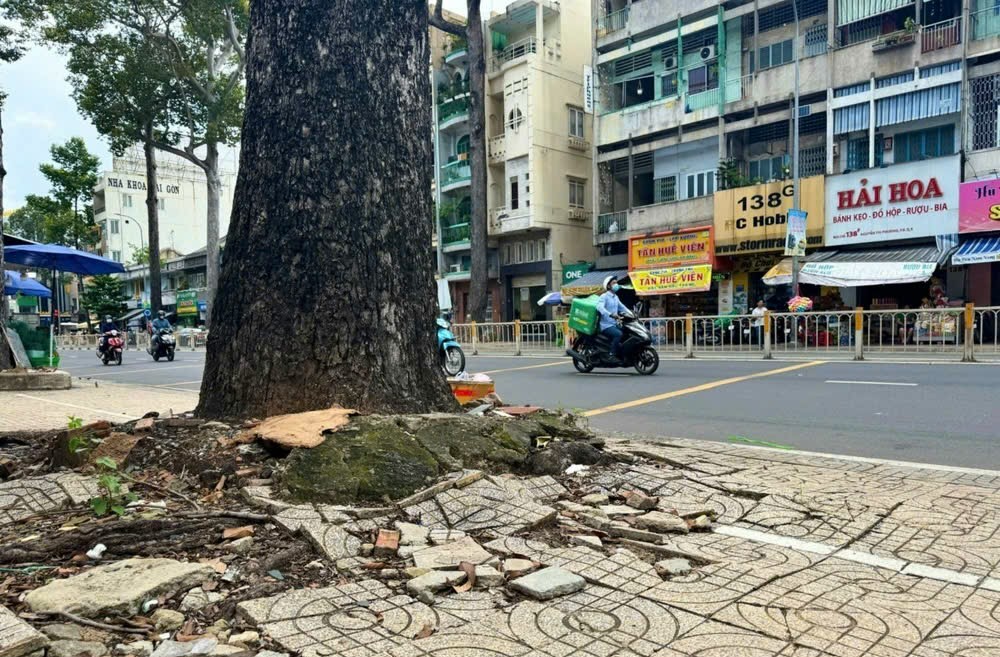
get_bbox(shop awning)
[952,236,1000,266]
[799,246,948,287]
[561,269,627,297]
[762,259,794,286]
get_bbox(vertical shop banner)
[630,265,713,296]
[714,176,825,256]
[628,228,713,270]
[959,178,1000,234]
[825,155,959,246]
[177,289,198,316]
[583,65,595,114]
[784,209,808,256]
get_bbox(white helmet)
[602,275,618,290]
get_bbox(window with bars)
[799,145,826,177]
[895,125,956,163]
[846,137,868,170]
[654,176,677,203]
[970,73,1000,152]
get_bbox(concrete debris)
[502,558,537,578]
[40,625,82,641]
[569,535,603,549]
[406,570,466,604]
[474,565,504,588]
[226,632,259,648]
[395,522,430,546]
[633,511,690,534]
[113,642,153,657]
[509,566,586,600]
[599,504,645,517]
[149,639,217,657]
[622,490,659,510]
[224,537,254,555]
[0,604,48,657]
[689,514,713,530]
[580,493,609,506]
[412,536,493,570]
[180,590,225,612]
[48,641,108,657]
[428,529,467,545]
[151,609,185,632]
[654,558,693,578]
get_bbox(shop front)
[713,176,826,312]
[501,262,552,322]
[627,228,717,318]
[954,178,1000,307]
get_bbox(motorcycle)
[148,327,176,362]
[98,330,124,366]
[437,316,465,376]
[566,309,659,375]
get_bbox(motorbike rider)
[150,310,172,349]
[597,276,630,363]
[98,315,117,355]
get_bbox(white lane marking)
[14,394,140,420]
[153,380,203,388]
[824,380,917,386]
[76,364,204,378]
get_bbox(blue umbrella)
[537,291,563,306]
[4,244,125,275]
[4,270,51,298]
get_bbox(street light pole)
[124,218,148,308]
[791,0,801,295]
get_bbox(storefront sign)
[799,261,936,287]
[177,289,198,316]
[105,175,181,196]
[561,262,593,286]
[958,179,1000,234]
[714,176,825,255]
[629,265,713,296]
[784,209,808,257]
[629,228,712,270]
[583,65,595,114]
[825,156,959,246]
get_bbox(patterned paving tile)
[911,587,1000,656]
[734,494,883,548]
[434,480,556,535]
[237,579,393,625]
[649,618,803,657]
[0,603,48,657]
[589,464,684,494]
[497,475,567,503]
[0,473,99,527]
[300,522,363,561]
[652,478,758,524]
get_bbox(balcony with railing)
[596,6,629,38]
[488,134,506,163]
[440,160,471,191]
[971,5,1000,42]
[490,37,537,73]
[438,97,469,129]
[921,17,962,53]
[596,210,627,236]
[489,205,532,234]
[441,222,471,250]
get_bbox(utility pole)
[790,0,801,295]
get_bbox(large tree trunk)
[196,0,457,420]
[0,108,12,370]
[143,130,163,313]
[465,0,489,322]
[204,142,221,329]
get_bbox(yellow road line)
[584,360,826,417]
[479,361,568,375]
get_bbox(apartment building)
[484,0,596,321]
[592,0,1000,316]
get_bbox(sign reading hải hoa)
[714,176,826,255]
[629,265,713,296]
[628,228,713,270]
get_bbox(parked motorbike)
[98,330,124,366]
[437,316,465,376]
[566,309,659,375]
[148,327,176,362]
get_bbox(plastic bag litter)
[565,464,590,475]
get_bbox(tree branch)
[152,140,208,172]
[429,0,467,37]
[224,7,245,63]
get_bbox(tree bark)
[143,129,163,313]
[0,107,12,370]
[465,0,489,322]
[204,141,220,328]
[196,0,457,420]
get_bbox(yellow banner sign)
[714,176,825,256]
[629,265,713,296]
[629,228,713,270]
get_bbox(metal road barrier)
[56,331,207,352]
[455,305,1000,362]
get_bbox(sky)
[0,0,503,211]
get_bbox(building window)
[654,176,677,203]
[686,64,719,95]
[122,194,133,208]
[514,242,524,264]
[510,176,519,210]
[686,170,716,199]
[748,155,789,183]
[750,39,794,72]
[503,244,513,265]
[111,250,122,262]
[508,108,524,131]
[846,137,868,170]
[895,125,956,163]
[568,107,584,138]
[661,72,679,98]
[109,219,120,235]
[568,179,586,207]
[527,240,537,262]
[158,198,166,211]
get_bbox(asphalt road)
[56,348,999,469]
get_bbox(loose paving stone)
[270,505,324,534]
[654,558,692,577]
[299,521,363,561]
[623,490,658,510]
[25,558,215,618]
[237,579,394,625]
[180,590,224,612]
[569,535,603,550]
[474,565,504,588]
[226,632,259,647]
[589,464,684,494]
[406,571,467,602]
[431,479,556,535]
[509,566,585,600]
[151,609,185,631]
[395,522,430,546]
[607,522,668,545]
[114,641,153,657]
[411,536,493,570]
[633,510,689,534]
[149,639,217,657]
[496,475,567,503]
[0,604,49,657]
[0,473,98,527]
[427,528,466,545]
[502,558,537,577]
[580,493,609,506]
[48,640,108,657]
[599,504,645,517]
[40,624,82,641]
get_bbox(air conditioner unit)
[568,207,588,221]
[663,55,678,71]
[699,45,716,61]
[449,264,462,273]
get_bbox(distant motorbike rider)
[150,311,172,348]
[98,315,117,354]
[597,276,629,363]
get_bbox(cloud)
[11,111,58,132]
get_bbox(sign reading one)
[629,265,713,296]
[562,262,593,286]
[714,176,825,255]
[958,178,1000,234]
[628,228,712,270]
[824,155,959,246]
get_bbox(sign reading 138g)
[713,175,826,255]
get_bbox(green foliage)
[7,195,77,244]
[80,274,127,320]
[40,138,100,212]
[717,159,761,191]
[9,320,49,352]
[90,456,137,517]
[66,416,94,455]
[67,416,83,430]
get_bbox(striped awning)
[806,246,951,266]
[800,246,948,287]
[952,236,1000,266]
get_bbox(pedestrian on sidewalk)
[751,300,766,349]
